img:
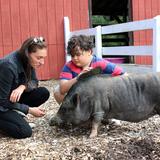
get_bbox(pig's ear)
[77,67,102,81]
[72,93,80,107]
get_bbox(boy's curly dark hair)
[67,35,94,56]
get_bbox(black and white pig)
[50,69,160,138]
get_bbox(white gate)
[64,16,160,72]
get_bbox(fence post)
[64,17,71,62]
[152,15,160,72]
[94,26,102,58]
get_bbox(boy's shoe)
[109,119,121,126]
[101,118,121,126]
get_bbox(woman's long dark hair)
[18,37,47,81]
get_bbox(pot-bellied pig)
[50,68,160,138]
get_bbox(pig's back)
[83,73,160,121]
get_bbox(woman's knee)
[38,87,50,102]
[19,127,32,139]
[11,125,32,139]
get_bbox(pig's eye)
[72,94,78,106]
[72,97,77,106]
[61,107,67,113]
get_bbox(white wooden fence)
[64,16,160,72]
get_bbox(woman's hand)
[10,85,26,103]
[28,107,45,117]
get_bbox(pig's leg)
[89,100,106,138]
[89,121,100,138]
[155,105,160,115]
[49,115,63,126]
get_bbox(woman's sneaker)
[29,122,36,129]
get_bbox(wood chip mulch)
[0,79,160,160]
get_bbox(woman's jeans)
[0,87,50,139]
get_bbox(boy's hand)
[78,67,93,76]
[82,66,93,72]
[76,67,92,80]
[124,72,129,76]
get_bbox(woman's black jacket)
[0,51,38,114]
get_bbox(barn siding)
[0,0,3,58]
[0,0,89,80]
[132,0,160,65]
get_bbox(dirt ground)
[1,66,160,160]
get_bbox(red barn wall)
[0,0,89,80]
[132,0,160,65]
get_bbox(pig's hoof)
[89,132,97,138]
[49,115,63,126]
[49,116,58,126]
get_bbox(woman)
[0,37,50,139]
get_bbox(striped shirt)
[60,55,124,80]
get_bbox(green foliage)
[92,15,124,25]
[92,15,128,47]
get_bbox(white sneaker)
[109,119,121,126]
[13,109,27,117]
[29,122,36,129]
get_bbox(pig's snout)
[49,115,63,126]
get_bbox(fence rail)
[64,16,160,72]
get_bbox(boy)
[54,35,126,104]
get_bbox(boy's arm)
[59,66,93,95]
[59,78,77,95]
[102,60,126,76]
